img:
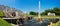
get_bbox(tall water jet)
[38,1,40,18]
[37,1,42,22]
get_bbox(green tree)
[29,11,38,16]
[41,7,60,15]
[41,9,52,15]
[53,7,60,15]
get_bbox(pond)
[19,18,53,26]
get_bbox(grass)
[33,15,59,18]
[0,18,12,26]
[56,21,60,26]
[0,10,3,16]
[41,15,59,18]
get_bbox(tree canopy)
[29,7,60,16]
[41,7,60,16]
[29,11,38,16]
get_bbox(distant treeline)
[29,7,60,16]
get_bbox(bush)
[0,18,12,26]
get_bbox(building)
[0,5,23,18]
[48,12,55,16]
[0,5,5,10]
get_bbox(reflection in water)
[19,18,59,26]
[19,18,50,26]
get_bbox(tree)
[53,7,60,15]
[41,9,52,15]
[29,11,38,16]
[53,7,60,12]
[41,7,60,16]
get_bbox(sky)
[0,0,60,13]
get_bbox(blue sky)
[0,0,60,13]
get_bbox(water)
[19,18,51,26]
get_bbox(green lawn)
[0,10,3,16]
[33,15,59,18]
[41,15,59,18]
[0,18,12,26]
[56,21,60,26]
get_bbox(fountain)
[37,1,43,22]
[38,1,40,18]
